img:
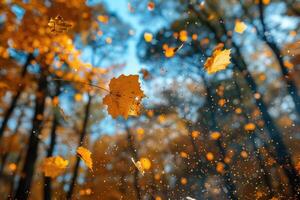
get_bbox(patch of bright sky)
[101,0,165,74]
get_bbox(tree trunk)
[189,6,300,195]
[14,67,47,199]
[8,152,22,199]
[0,105,25,175]
[232,48,300,197]
[0,54,33,140]
[233,80,276,197]
[66,94,92,200]
[203,81,238,200]
[43,114,58,200]
[258,0,300,117]
[125,125,142,200]
[43,84,60,200]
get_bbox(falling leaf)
[192,33,198,40]
[244,123,256,131]
[206,152,214,161]
[8,163,17,172]
[204,47,231,74]
[164,43,184,58]
[79,188,92,196]
[139,157,151,170]
[180,151,188,158]
[235,20,247,34]
[41,156,69,178]
[216,162,225,174]
[147,1,155,11]
[77,146,93,170]
[131,157,145,175]
[103,74,145,119]
[48,15,72,34]
[180,177,187,185]
[97,15,109,23]
[240,151,248,158]
[144,32,153,42]
[179,30,188,42]
[191,130,200,138]
[165,47,175,58]
[210,131,221,140]
[139,68,151,80]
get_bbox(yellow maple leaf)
[41,156,68,178]
[77,146,93,170]
[103,74,145,119]
[204,48,231,74]
[234,20,247,34]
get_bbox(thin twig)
[52,78,110,93]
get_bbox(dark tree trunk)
[250,134,275,198]
[203,81,238,200]
[125,125,142,200]
[233,80,276,197]
[43,84,60,200]
[258,0,300,117]
[66,94,92,200]
[8,153,22,200]
[185,121,209,199]
[43,101,60,200]
[189,6,300,195]
[0,106,25,175]
[14,67,47,200]
[43,118,58,200]
[0,54,33,140]
[232,48,300,196]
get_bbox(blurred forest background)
[0,0,300,199]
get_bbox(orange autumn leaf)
[244,122,256,131]
[180,177,188,185]
[216,162,225,173]
[48,15,72,34]
[140,157,151,170]
[206,152,214,161]
[8,163,17,172]
[144,32,153,42]
[147,1,155,11]
[97,15,109,24]
[77,146,93,170]
[179,30,188,42]
[103,74,145,119]
[191,130,200,138]
[210,131,221,140]
[41,156,69,178]
[165,47,175,58]
[204,48,231,74]
[234,20,247,34]
[164,43,184,58]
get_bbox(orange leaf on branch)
[103,74,145,119]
